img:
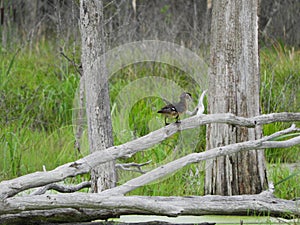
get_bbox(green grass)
[260,42,300,166]
[0,44,79,130]
[0,41,299,200]
[0,43,80,180]
[268,162,300,200]
[0,126,77,180]
[260,42,300,114]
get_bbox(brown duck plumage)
[157,92,192,125]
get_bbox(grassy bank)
[0,42,299,199]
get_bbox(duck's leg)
[175,115,181,123]
[165,117,169,125]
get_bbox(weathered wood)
[0,113,299,200]
[206,0,265,195]
[100,125,300,196]
[80,0,117,192]
[1,193,299,223]
[116,160,152,174]
[30,181,91,196]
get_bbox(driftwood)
[100,124,300,196]
[0,192,299,223]
[0,113,300,223]
[116,160,152,174]
[29,181,92,196]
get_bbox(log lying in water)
[1,191,299,224]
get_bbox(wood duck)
[157,92,192,125]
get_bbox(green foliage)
[0,43,80,180]
[268,162,300,200]
[0,44,79,131]
[260,42,299,114]
[0,125,77,180]
[259,43,300,200]
[260,43,300,164]
[126,164,205,196]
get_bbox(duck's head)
[180,92,192,102]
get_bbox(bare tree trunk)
[80,0,117,192]
[205,0,268,195]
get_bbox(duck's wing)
[157,104,177,114]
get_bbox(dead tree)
[80,0,117,192]
[206,0,267,195]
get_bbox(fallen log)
[0,192,299,224]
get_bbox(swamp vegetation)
[0,41,299,200]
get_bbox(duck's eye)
[171,107,176,111]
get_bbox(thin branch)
[261,123,299,141]
[0,113,300,200]
[116,160,152,174]
[60,50,82,76]
[29,181,91,196]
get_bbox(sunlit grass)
[0,125,76,180]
